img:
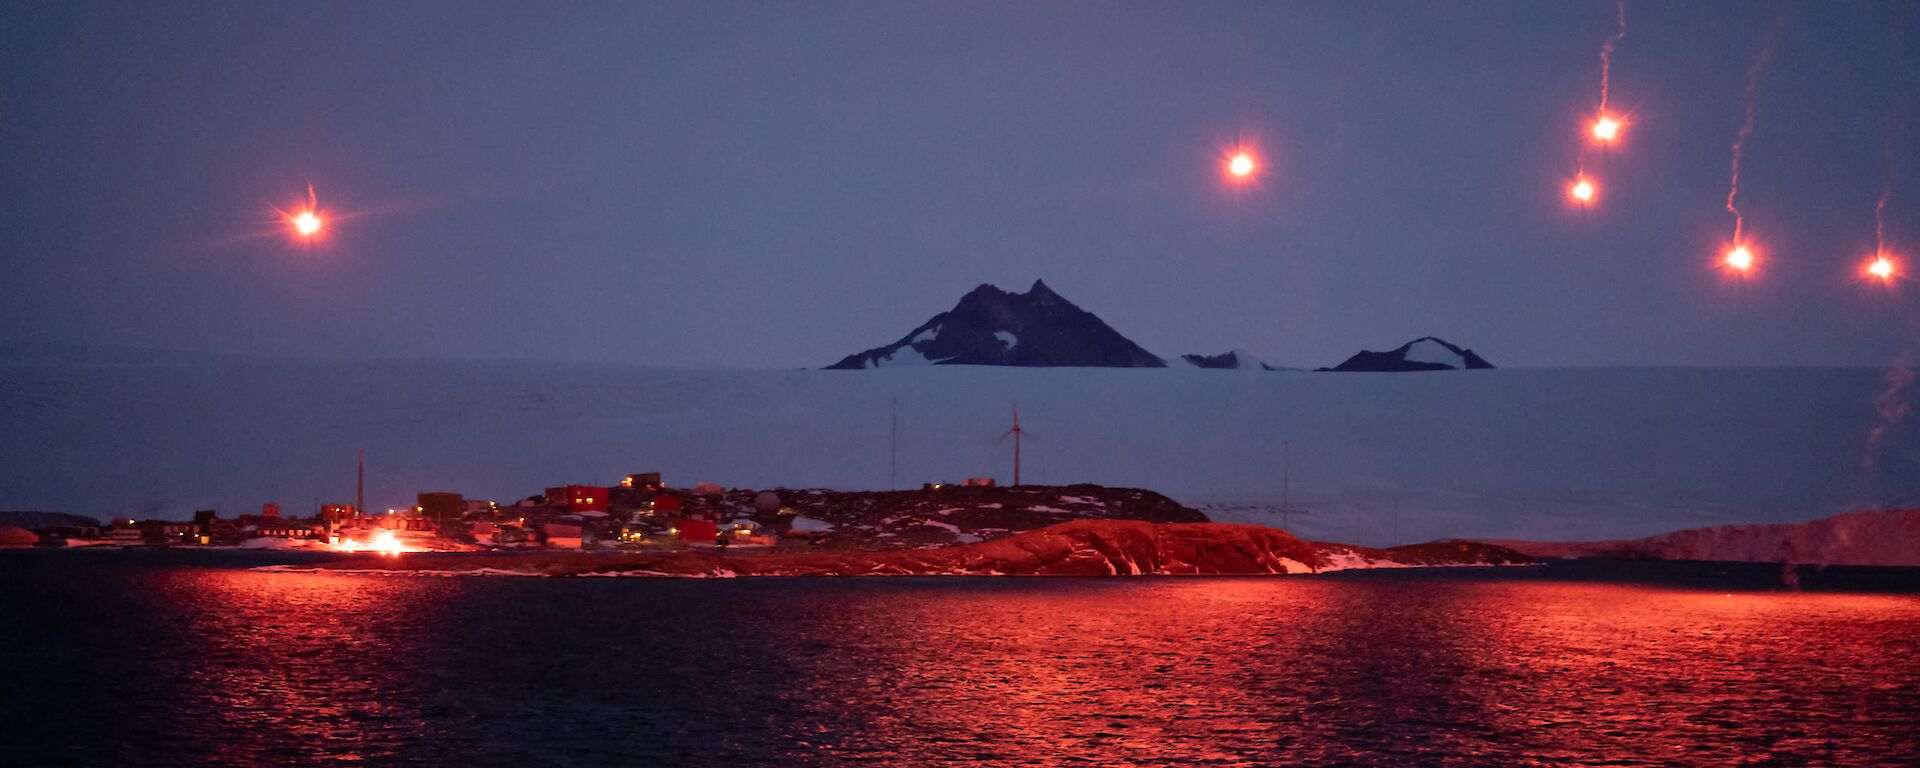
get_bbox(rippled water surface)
[5,552,1919,767]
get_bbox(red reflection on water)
[754,579,1920,766]
[117,569,1920,767]
[169,569,455,765]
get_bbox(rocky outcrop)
[1319,337,1494,372]
[0,526,39,548]
[0,511,101,530]
[273,520,1533,577]
[1172,349,1280,371]
[826,280,1166,369]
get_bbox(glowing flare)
[1227,152,1255,179]
[1591,115,1622,142]
[371,529,404,556]
[1569,178,1596,203]
[292,210,322,236]
[1866,254,1896,283]
[333,528,415,555]
[1723,245,1755,273]
[277,185,327,242]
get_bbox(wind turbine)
[998,404,1032,487]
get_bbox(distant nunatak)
[825,280,1494,372]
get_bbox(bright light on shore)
[334,529,414,555]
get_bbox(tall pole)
[356,449,364,519]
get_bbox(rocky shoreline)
[260,520,1534,578]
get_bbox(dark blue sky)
[4,1,1916,368]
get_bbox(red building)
[564,485,608,513]
[542,522,584,549]
[671,519,717,544]
[417,492,466,523]
[544,485,609,513]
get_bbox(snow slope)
[1486,508,1920,566]
[3,348,1917,545]
[1171,349,1277,371]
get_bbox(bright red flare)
[1724,244,1755,273]
[1227,151,1256,179]
[1865,253,1897,284]
[278,184,327,243]
[1569,177,1596,204]
[292,210,322,237]
[1591,115,1623,143]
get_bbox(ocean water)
[4,551,1919,767]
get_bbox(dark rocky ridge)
[826,280,1166,369]
[1178,349,1280,370]
[1481,508,1920,567]
[826,281,1495,371]
[0,511,101,529]
[1319,336,1495,372]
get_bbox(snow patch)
[994,330,1018,349]
[1403,339,1466,369]
[235,537,327,550]
[1276,558,1314,574]
[1318,551,1412,572]
[872,345,932,367]
[790,516,834,533]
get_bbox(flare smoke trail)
[1877,92,1912,255]
[1597,0,1626,114]
[1880,185,1892,254]
[1865,94,1916,469]
[1726,11,1787,242]
[1865,320,1918,471]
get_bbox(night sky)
[4,1,1917,369]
